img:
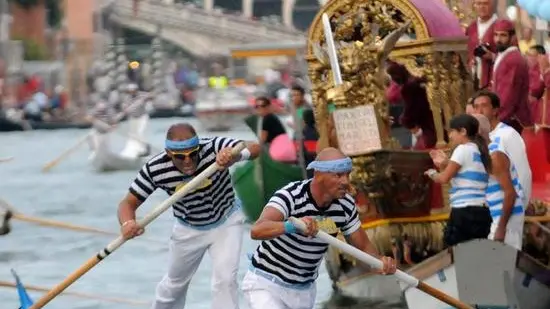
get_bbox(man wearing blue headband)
[243,147,396,309]
[117,123,259,309]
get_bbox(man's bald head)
[315,147,346,161]
[472,113,490,143]
[166,123,197,141]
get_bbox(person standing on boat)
[465,0,498,90]
[472,90,532,210]
[117,123,260,309]
[472,91,531,249]
[490,19,533,134]
[255,96,286,144]
[386,61,437,149]
[243,147,396,309]
[207,63,229,90]
[426,114,493,247]
[121,83,151,158]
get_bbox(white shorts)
[489,215,524,250]
[242,270,316,309]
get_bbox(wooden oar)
[0,199,164,244]
[41,132,93,172]
[532,221,550,235]
[29,143,246,309]
[0,280,149,306]
[288,217,474,309]
[0,156,14,163]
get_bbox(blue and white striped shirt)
[448,143,489,208]
[486,137,525,218]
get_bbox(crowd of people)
[5,74,68,122]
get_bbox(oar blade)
[11,269,34,309]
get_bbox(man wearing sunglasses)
[117,122,260,309]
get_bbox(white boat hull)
[120,115,149,158]
[89,131,145,172]
[195,108,250,131]
[402,239,550,309]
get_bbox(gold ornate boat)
[305,0,550,304]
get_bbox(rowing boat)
[194,88,251,131]
[403,239,550,309]
[88,130,148,172]
[232,114,302,222]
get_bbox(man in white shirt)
[472,90,532,208]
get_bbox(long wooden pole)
[0,199,164,243]
[29,143,246,309]
[0,280,149,306]
[0,156,13,162]
[289,217,474,309]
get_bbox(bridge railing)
[113,0,305,42]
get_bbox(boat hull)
[89,132,145,172]
[232,151,303,222]
[195,108,250,132]
[403,239,550,309]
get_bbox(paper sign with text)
[333,105,382,156]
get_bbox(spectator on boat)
[532,48,550,126]
[244,148,396,309]
[473,113,525,250]
[386,60,437,149]
[490,19,533,134]
[208,63,229,90]
[302,109,319,176]
[472,90,532,218]
[425,114,492,247]
[290,84,308,122]
[49,85,68,116]
[465,0,498,90]
[117,123,260,309]
[255,96,286,144]
[526,45,547,124]
[519,27,536,55]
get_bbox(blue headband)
[165,136,199,150]
[306,157,353,173]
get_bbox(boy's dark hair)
[291,84,305,95]
[530,44,546,55]
[471,90,500,109]
[255,96,271,106]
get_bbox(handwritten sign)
[332,105,382,156]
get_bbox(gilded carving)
[438,52,453,131]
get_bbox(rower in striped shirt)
[117,123,260,309]
[243,147,396,309]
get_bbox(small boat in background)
[88,131,149,172]
[232,115,303,222]
[194,88,251,131]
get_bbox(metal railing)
[112,0,305,42]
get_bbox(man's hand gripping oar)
[288,218,474,309]
[29,142,246,309]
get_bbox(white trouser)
[489,215,524,251]
[242,271,316,309]
[152,209,245,309]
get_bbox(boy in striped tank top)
[486,134,525,250]
[426,114,493,246]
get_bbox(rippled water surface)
[0,117,404,309]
